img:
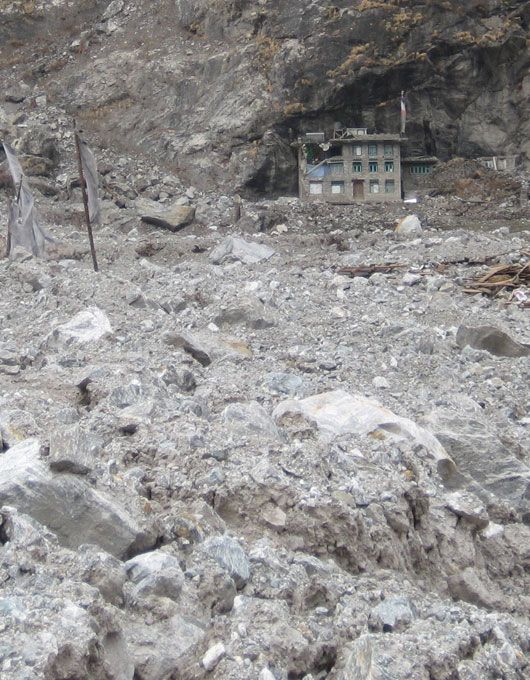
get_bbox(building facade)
[477,155,518,172]
[401,156,438,197]
[296,129,403,204]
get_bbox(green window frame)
[369,161,378,173]
[384,144,394,157]
[369,180,380,194]
[352,161,362,173]
[384,161,394,172]
[368,144,378,157]
[329,162,344,174]
[410,164,432,174]
[385,180,395,193]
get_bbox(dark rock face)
[2,0,527,196]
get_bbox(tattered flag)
[77,135,101,226]
[400,91,407,135]
[2,142,51,258]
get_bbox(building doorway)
[352,180,364,200]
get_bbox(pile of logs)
[463,256,530,301]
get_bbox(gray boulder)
[456,325,530,358]
[214,297,276,330]
[0,409,37,448]
[0,439,156,558]
[341,633,414,679]
[124,614,205,680]
[222,401,281,441]
[209,236,275,265]
[395,214,422,235]
[78,544,128,605]
[369,597,417,633]
[48,424,103,474]
[48,307,113,347]
[447,567,497,609]
[425,406,530,512]
[125,549,184,601]
[139,200,195,231]
[201,535,250,589]
[263,372,305,397]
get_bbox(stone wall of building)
[299,138,402,204]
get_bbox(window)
[352,161,362,173]
[309,182,323,195]
[354,145,362,156]
[369,161,378,173]
[368,144,378,157]
[384,161,394,172]
[331,181,345,194]
[498,159,507,170]
[384,144,394,157]
[369,180,380,194]
[329,162,344,174]
[410,164,432,174]
[385,180,395,193]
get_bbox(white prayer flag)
[400,91,407,135]
[3,142,51,258]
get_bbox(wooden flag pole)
[73,122,99,272]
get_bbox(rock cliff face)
[1,0,528,196]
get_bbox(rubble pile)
[430,159,522,202]
[0,116,529,680]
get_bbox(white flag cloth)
[400,92,407,135]
[3,142,51,258]
[77,136,101,226]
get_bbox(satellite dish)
[320,143,330,151]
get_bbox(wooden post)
[232,194,241,224]
[74,123,99,272]
[5,206,11,258]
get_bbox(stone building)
[295,128,404,204]
[401,156,438,197]
[476,155,518,172]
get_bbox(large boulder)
[456,325,530,358]
[395,214,422,235]
[209,236,275,265]
[48,307,113,346]
[125,550,184,601]
[201,535,251,589]
[0,439,155,558]
[139,200,195,231]
[424,404,530,512]
[48,424,103,474]
[273,390,456,481]
[124,614,205,680]
[222,401,281,441]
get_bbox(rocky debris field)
[0,112,530,680]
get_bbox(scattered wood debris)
[337,263,405,278]
[463,257,530,298]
